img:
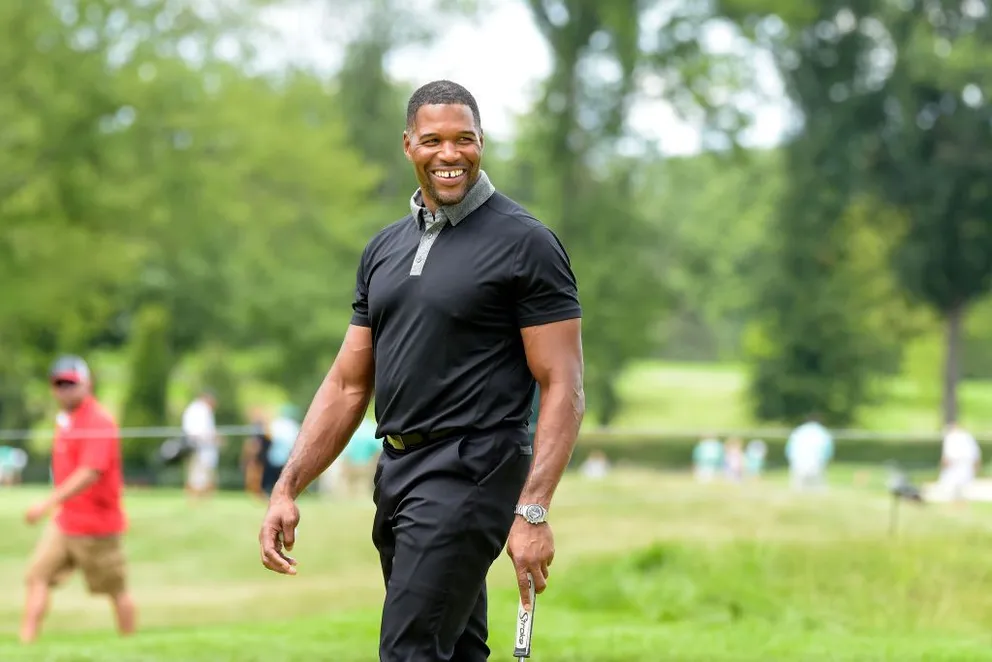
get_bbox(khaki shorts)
[25,524,127,595]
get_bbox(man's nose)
[438,140,458,161]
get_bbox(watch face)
[525,505,545,522]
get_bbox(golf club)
[513,572,536,660]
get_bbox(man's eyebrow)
[417,130,478,140]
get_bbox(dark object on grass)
[885,461,924,537]
[157,437,195,466]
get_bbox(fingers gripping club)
[514,573,536,660]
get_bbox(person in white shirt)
[785,415,834,492]
[181,390,219,499]
[579,450,610,480]
[938,421,981,502]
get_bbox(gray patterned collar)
[409,170,495,230]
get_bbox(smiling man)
[258,80,585,661]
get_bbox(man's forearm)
[47,468,99,507]
[518,381,585,509]
[272,371,372,500]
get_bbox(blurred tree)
[724,0,992,425]
[0,0,149,420]
[719,0,927,425]
[0,0,390,422]
[198,345,242,426]
[864,1,992,424]
[636,149,782,362]
[121,304,172,464]
[518,0,750,424]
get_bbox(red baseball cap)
[49,355,91,384]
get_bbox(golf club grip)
[513,573,536,659]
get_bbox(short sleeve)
[512,226,582,328]
[80,422,118,473]
[350,243,372,327]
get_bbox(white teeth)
[435,170,464,179]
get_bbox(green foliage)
[636,150,782,361]
[198,346,242,427]
[121,305,173,429]
[723,0,992,425]
[121,304,173,465]
[517,0,738,424]
[745,184,895,426]
[864,2,992,422]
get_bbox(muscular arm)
[272,325,375,500]
[518,318,585,509]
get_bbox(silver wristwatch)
[515,503,548,524]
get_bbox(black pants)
[372,428,531,662]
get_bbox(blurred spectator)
[317,453,343,497]
[785,414,834,491]
[0,445,28,486]
[266,404,300,490]
[338,418,381,498]
[937,421,981,503]
[21,355,136,643]
[724,437,745,482]
[580,450,611,480]
[240,410,269,499]
[181,389,220,499]
[745,439,768,479]
[693,434,724,483]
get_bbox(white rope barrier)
[0,425,975,444]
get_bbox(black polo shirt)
[350,180,581,438]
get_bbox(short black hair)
[406,80,482,131]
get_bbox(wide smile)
[431,168,467,186]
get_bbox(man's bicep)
[521,318,583,388]
[330,324,375,392]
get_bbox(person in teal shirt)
[693,436,724,483]
[343,418,381,465]
[0,445,28,485]
[339,418,381,496]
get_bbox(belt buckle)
[386,435,406,451]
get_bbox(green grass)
[612,359,992,432]
[2,469,992,660]
[24,352,992,440]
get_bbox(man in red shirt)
[20,355,137,644]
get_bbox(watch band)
[515,503,548,523]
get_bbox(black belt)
[385,429,458,451]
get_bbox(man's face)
[51,379,87,411]
[403,104,484,210]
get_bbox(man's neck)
[67,394,92,413]
[421,173,481,213]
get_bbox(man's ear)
[403,130,413,162]
[479,130,485,153]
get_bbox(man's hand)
[506,518,555,611]
[24,500,53,526]
[258,495,300,575]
